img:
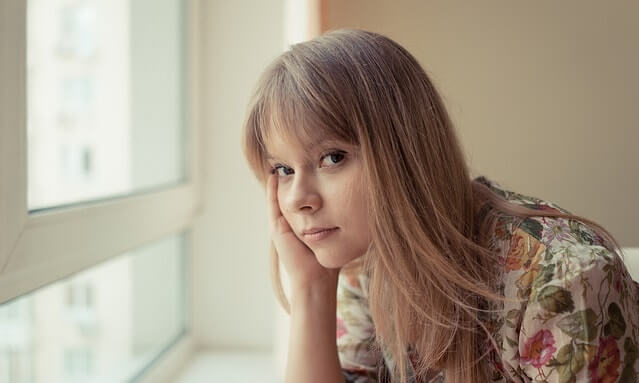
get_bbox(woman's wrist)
[290,274,340,309]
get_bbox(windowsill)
[172,349,281,383]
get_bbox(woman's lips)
[303,227,339,242]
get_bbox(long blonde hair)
[241,29,623,383]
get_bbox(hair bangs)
[260,61,355,153]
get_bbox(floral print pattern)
[588,336,621,383]
[520,329,557,369]
[337,176,639,383]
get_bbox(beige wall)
[322,0,638,247]
[192,0,285,351]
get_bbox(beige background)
[321,0,638,247]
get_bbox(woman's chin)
[315,251,361,270]
[315,252,346,269]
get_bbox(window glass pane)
[0,234,187,383]
[27,0,185,211]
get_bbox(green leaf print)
[505,309,521,328]
[545,251,554,262]
[625,337,639,366]
[519,218,544,241]
[342,288,361,302]
[505,336,518,348]
[568,220,596,245]
[537,285,575,314]
[603,302,627,339]
[555,362,575,383]
[557,309,598,341]
[552,342,593,383]
[533,264,555,290]
[619,364,638,383]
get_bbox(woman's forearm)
[285,279,346,383]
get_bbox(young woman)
[241,29,639,383]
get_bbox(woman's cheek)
[276,183,287,204]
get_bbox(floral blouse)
[337,176,639,383]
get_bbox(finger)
[267,174,294,235]
[266,173,282,228]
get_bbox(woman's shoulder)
[475,175,612,254]
[477,175,627,295]
[481,178,639,382]
[474,175,577,215]
[500,223,631,304]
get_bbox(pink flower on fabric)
[520,329,557,368]
[336,317,347,339]
[541,218,573,244]
[588,336,621,383]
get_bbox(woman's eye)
[272,165,293,176]
[320,151,346,167]
[269,150,346,177]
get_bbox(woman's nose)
[283,177,321,214]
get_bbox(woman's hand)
[266,173,340,290]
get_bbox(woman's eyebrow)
[265,151,312,162]
[265,140,348,162]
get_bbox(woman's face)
[264,133,371,269]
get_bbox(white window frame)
[0,1,202,381]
